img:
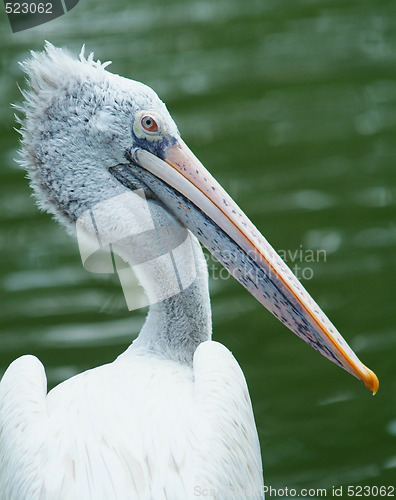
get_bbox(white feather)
[0,344,263,499]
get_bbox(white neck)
[91,192,213,365]
[128,232,212,364]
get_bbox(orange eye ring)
[141,115,158,133]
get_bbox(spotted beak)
[113,138,378,394]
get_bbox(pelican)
[0,43,378,500]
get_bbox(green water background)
[0,0,395,497]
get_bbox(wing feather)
[0,355,48,500]
[193,341,264,499]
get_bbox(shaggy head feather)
[15,42,178,231]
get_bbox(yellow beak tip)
[362,366,379,395]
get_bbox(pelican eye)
[141,115,158,133]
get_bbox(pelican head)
[16,43,378,392]
[17,43,180,227]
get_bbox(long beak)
[126,139,378,394]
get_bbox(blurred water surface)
[1,0,396,496]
